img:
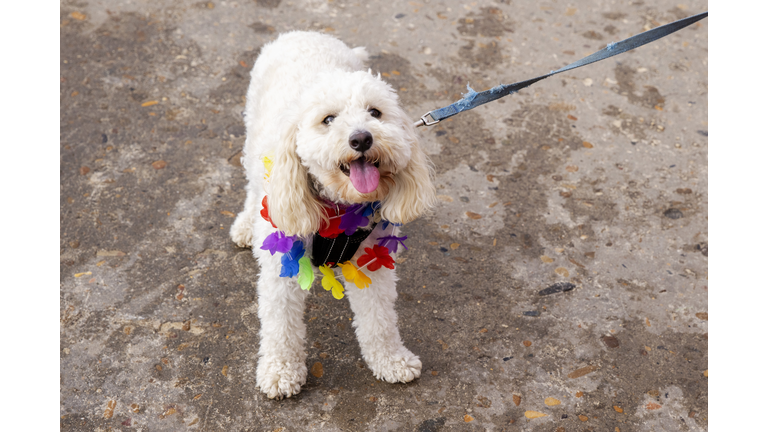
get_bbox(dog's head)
[268,70,436,236]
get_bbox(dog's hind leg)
[254,260,310,399]
[345,268,422,383]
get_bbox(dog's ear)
[379,124,436,225]
[267,123,325,236]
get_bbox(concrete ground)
[60,0,708,430]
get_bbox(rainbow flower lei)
[259,197,406,299]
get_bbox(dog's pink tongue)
[349,159,379,193]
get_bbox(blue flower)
[362,201,379,217]
[280,241,305,278]
[381,220,403,231]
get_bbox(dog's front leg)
[345,268,422,383]
[230,186,261,248]
[255,262,309,399]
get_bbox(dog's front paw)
[230,212,254,248]
[256,357,307,399]
[367,348,422,384]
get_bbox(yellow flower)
[339,261,371,289]
[262,152,274,179]
[319,265,345,299]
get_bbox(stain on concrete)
[255,0,282,8]
[249,21,276,33]
[457,7,513,37]
[582,30,604,40]
[603,12,628,21]
[613,63,666,110]
[209,47,261,106]
[601,103,669,145]
[368,52,433,108]
[457,39,505,70]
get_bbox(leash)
[414,11,708,128]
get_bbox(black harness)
[310,223,377,268]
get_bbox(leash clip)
[414,112,439,128]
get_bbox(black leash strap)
[415,11,708,127]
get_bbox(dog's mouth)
[340,157,380,194]
[339,158,380,176]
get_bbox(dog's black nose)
[349,131,373,153]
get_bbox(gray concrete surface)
[60,0,708,430]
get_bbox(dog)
[230,31,436,399]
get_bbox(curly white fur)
[230,31,435,399]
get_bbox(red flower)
[357,244,395,272]
[260,196,277,228]
[318,206,346,238]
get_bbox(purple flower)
[376,235,408,254]
[280,241,305,278]
[261,231,296,255]
[339,204,369,235]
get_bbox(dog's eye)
[323,115,335,125]
[369,108,382,119]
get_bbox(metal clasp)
[414,112,439,128]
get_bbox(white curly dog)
[230,31,436,399]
